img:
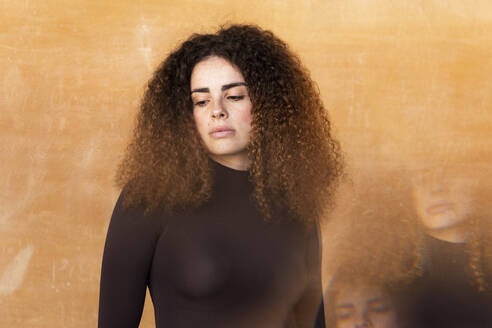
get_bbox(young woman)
[403,164,492,327]
[323,171,417,328]
[327,274,401,328]
[98,24,342,328]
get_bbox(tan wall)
[1,1,491,326]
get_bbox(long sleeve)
[99,162,327,327]
[292,225,326,328]
[98,190,162,328]
[292,280,325,328]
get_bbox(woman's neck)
[209,154,250,171]
[425,221,471,244]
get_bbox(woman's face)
[412,168,474,238]
[334,285,398,328]
[190,56,252,170]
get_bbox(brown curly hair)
[410,164,492,292]
[323,171,418,328]
[114,24,343,226]
[326,169,421,286]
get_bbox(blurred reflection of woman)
[412,166,476,244]
[403,164,492,327]
[328,274,400,328]
[323,172,416,328]
[411,165,491,288]
[98,24,342,328]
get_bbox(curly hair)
[114,24,343,226]
[324,269,404,328]
[326,169,421,286]
[328,165,492,289]
[410,164,492,292]
[465,166,492,292]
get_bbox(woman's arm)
[292,225,326,328]
[292,281,325,328]
[98,189,161,328]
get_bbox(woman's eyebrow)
[191,87,209,94]
[191,82,247,94]
[367,297,386,304]
[221,82,247,91]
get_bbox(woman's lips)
[426,202,453,215]
[209,128,235,138]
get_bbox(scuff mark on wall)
[0,245,35,296]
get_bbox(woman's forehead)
[191,57,244,86]
[336,283,385,300]
[411,166,477,187]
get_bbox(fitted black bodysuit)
[399,235,492,328]
[98,160,325,327]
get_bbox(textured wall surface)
[1,1,491,326]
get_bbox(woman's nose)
[429,181,449,194]
[355,320,373,328]
[355,311,373,328]
[211,99,227,119]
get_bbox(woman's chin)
[421,211,467,232]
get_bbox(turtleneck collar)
[209,158,252,194]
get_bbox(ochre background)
[1,1,491,326]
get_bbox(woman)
[98,24,342,328]
[327,274,401,328]
[323,171,417,328]
[402,164,492,327]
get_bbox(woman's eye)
[194,100,209,107]
[227,95,245,101]
[369,301,390,313]
[335,308,354,320]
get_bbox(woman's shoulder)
[108,185,169,236]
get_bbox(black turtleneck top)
[399,234,492,328]
[98,160,325,328]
